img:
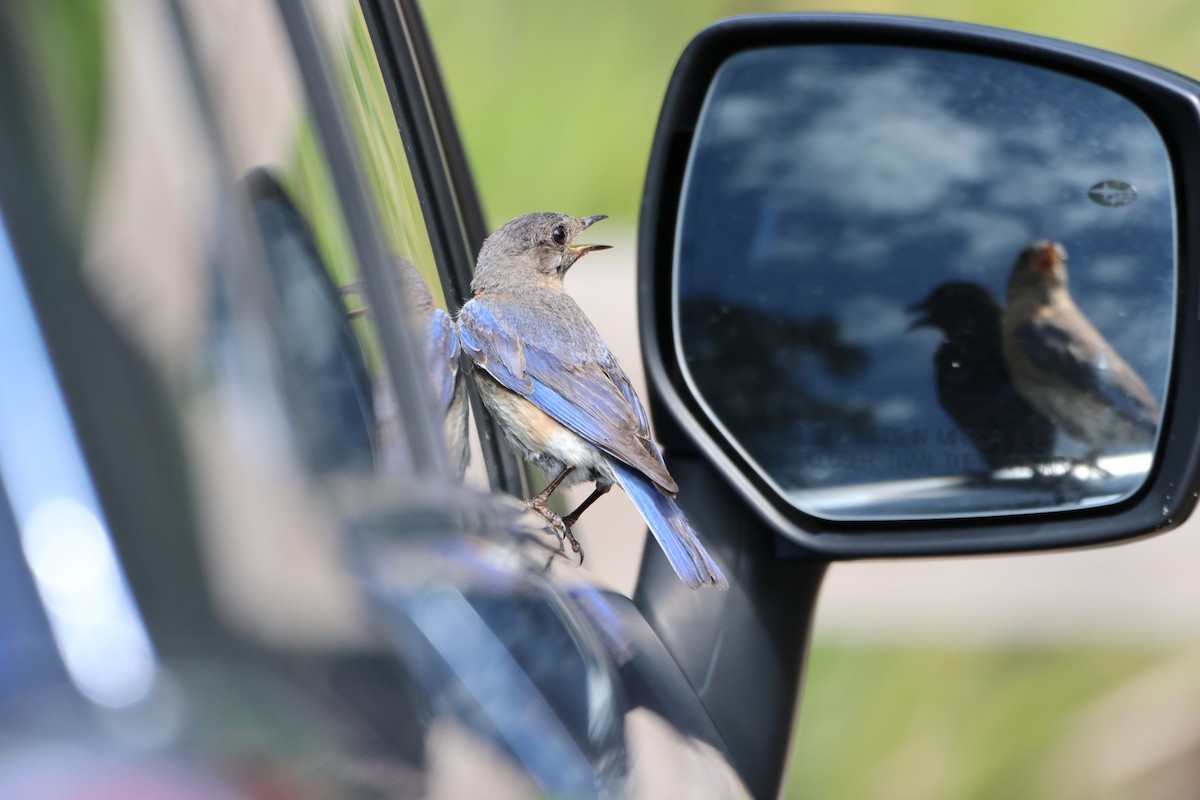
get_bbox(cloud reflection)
[678,44,1175,517]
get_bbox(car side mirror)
[639,14,1200,557]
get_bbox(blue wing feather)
[609,461,727,590]
[427,308,460,414]
[459,299,675,491]
[458,302,532,393]
[1014,317,1158,431]
[528,375,615,449]
[458,296,724,589]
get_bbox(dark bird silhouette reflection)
[909,281,1056,472]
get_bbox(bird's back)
[477,286,612,361]
[460,287,676,493]
[1004,296,1159,447]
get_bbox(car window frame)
[255,0,453,479]
[355,0,525,496]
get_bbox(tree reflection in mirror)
[674,45,1175,521]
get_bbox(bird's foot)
[1035,457,1114,503]
[524,499,585,566]
[563,524,584,565]
[525,500,566,548]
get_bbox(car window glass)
[20,0,499,676]
[26,0,476,654]
[34,0,378,653]
[181,0,410,470]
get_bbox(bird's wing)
[459,300,677,493]
[1012,307,1160,431]
[457,301,531,392]
[427,307,461,414]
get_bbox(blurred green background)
[421,2,1200,798]
[421,0,1200,226]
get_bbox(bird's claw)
[525,499,585,566]
[564,526,584,566]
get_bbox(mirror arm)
[633,453,827,799]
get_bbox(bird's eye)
[551,224,567,246]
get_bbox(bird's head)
[908,281,1001,336]
[398,259,435,314]
[1009,240,1069,302]
[473,212,611,290]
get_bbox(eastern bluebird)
[1001,241,1160,466]
[400,262,470,477]
[909,281,1056,471]
[457,213,728,590]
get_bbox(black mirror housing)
[639,14,1200,559]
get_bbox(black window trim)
[358,0,526,495]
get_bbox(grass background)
[421,0,1200,225]
[420,2,1200,797]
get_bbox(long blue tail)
[609,460,729,590]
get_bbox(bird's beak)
[569,215,612,257]
[906,298,932,331]
[1032,242,1066,275]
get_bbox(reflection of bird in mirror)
[401,263,470,478]
[909,282,1056,471]
[1001,241,1160,466]
[458,213,727,590]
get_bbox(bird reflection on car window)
[397,261,470,478]
[676,44,1175,520]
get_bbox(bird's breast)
[474,371,611,480]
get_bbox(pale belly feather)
[474,370,614,486]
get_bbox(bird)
[456,212,728,590]
[909,281,1056,472]
[400,262,470,478]
[1001,240,1159,467]
[341,261,470,477]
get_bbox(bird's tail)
[609,460,729,591]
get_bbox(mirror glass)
[675,45,1176,521]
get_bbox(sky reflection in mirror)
[675,45,1175,521]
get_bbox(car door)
[0,0,763,797]
[0,0,462,794]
